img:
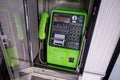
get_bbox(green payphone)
[39,8,86,69]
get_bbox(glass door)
[0,0,33,79]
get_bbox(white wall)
[84,0,120,75]
[82,72,102,80]
[82,0,120,79]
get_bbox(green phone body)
[47,8,87,69]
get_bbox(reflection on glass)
[66,0,79,2]
[56,0,79,3]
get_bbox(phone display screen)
[54,16,70,23]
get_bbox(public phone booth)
[0,0,120,80]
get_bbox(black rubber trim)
[103,38,120,80]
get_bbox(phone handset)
[39,12,49,40]
[38,12,49,64]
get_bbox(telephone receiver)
[38,12,49,64]
[38,12,49,40]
